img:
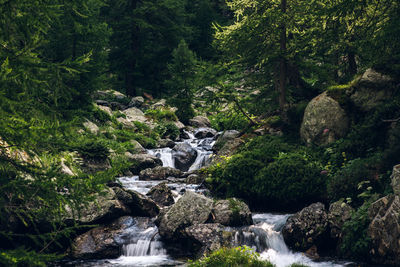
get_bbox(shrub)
[0,248,60,267]
[145,108,178,122]
[339,196,378,260]
[327,157,378,205]
[74,139,109,160]
[188,246,275,267]
[154,122,180,140]
[209,109,249,131]
[254,153,325,209]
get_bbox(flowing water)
[66,129,352,266]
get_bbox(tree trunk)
[278,0,287,112]
[126,0,139,96]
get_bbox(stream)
[65,130,353,267]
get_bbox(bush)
[154,122,180,140]
[74,139,109,160]
[188,246,274,267]
[207,136,326,210]
[327,157,379,205]
[209,109,249,131]
[145,108,178,122]
[0,248,60,267]
[339,196,378,260]
[254,153,325,209]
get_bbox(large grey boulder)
[282,202,329,251]
[70,216,134,259]
[83,120,99,135]
[349,69,394,112]
[300,92,349,146]
[146,182,175,207]
[328,200,353,240]
[211,198,253,227]
[189,116,211,128]
[391,164,400,195]
[139,166,182,181]
[129,96,145,108]
[213,130,240,152]
[125,153,162,174]
[157,191,213,239]
[66,187,128,225]
[123,107,147,123]
[212,130,244,157]
[172,142,198,172]
[112,187,159,217]
[194,127,217,139]
[183,223,232,256]
[368,194,400,265]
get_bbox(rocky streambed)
[56,127,359,267]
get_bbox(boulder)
[129,96,145,108]
[71,216,134,259]
[216,138,244,157]
[112,187,159,217]
[183,223,232,256]
[189,116,211,128]
[174,120,185,130]
[66,187,128,225]
[157,191,213,239]
[96,104,113,116]
[93,90,130,105]
[367,194,400,265]
[185,174,205,184]
[158,139,175,148]
[211,198,253,227]
[282,202,329,251]
[194,127,217,139]
[123,107,147,123]
[300,92,349,146]
[152,99,167,109]
[81,157,111,174]
[391,164,400,195]
[125,153,162,174]
[146,182,175,206]
[139,166,182,180]
[116,117,136,129]
[83,120,99,135]
[349,69,394,112]
[130,140,146,154]
[110,101,126,110]
[212,130,243,156]
[172,142,198,172]
[328,200,353,240]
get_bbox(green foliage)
[209,109,250,131]
[74,139,109,160]
[339,196,378,260]
[188,246,275,267]
[207,136,325,210]
[145,109,178,122]
[0,248,60,267]
[154,122,180,140]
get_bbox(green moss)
[145,108,178,122]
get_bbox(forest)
[1,0,400,266]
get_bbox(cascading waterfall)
[110,130,348,267]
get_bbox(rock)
[172,142,198,172]
[96,104,113,116]
[123,107,147,123]
[282,202,329,251]
[189,116,211,128]
[158,191,213,239]
[174,120,185,130]
[328,200,353,240]
[116,117,136,129]
[71,216,134,259]
[113,187,159,217]
[349,69,394,112]
[152,99,167,109]
[66,187,128,225]
[93,90,130,104]
[146,182,175,206]
[94,99,110,106]
[211,198,253,227]
[391,164,400,195]
[110,101,126,110]
[129,96,145,108]
[300,92,349,146]
[83,120,99,134]
[139,166,182,180]
[213,130,240,153]
[125,153,163,174]
[367,194,400,265]
[158,139,175,148]
[185,174,204,184]
[81,157,111,174]
[183,223,232,256]
[130,140,146,154]
[194,127,217,139]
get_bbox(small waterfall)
[122,226,166,257]
[148,148,174,168]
